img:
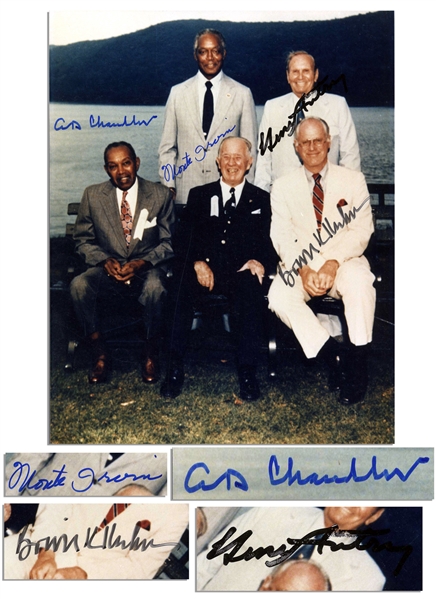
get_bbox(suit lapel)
[184,76,204,140]
[98,184,127,255]
[208,75,235,141]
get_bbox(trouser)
[165,267,266,367]
[268,256,376,359]
[70,265,168,339]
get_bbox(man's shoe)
[238,365,260,401]
[141,355,159,384]
[160,363,184,398]
[337,344,369,405]
[88,338,110,384]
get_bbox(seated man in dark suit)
[70,141,175,384]
[161,136,277,401]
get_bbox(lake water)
[49,104,394,237]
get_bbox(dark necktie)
[224,187,236,218]
[202,81,214,138]
[312,173,324,230]
[120,190,133,246]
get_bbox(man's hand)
[194,261,214,291]
[316,260,339,292]
[104,258,148,283]
[104,257,123,279]
[300,260,339,296]
[53,567,88,580]
[117,259,147,283]
[237,259,265,285]
[29,549,57,580]
[299,266,325,297]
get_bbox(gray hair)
[193,29,226,53]
[294,116,330,144]
[286,50,317,72]
[218,136,252,156]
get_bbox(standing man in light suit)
[268,117,375,405]
[70,141,175,385]
[158,28,258,205]
[255,50,360,192]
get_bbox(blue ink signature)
[194,125,237,162]
[53,114,157,131]
[268,455,430,486]
[184,462,249,493]
[7,461,163,494]
[54,117,81,131]
[8,461,67,492]
[89,114,157,128]
[161,151,192,183]
[279,195,371,288]
[72,468,163,493]
[161,124,236,182]
[182,455,430,494]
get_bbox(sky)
[49,9,373,46]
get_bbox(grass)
[50,305,394,445]
[50,237,394,445]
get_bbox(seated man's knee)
[139,269,167,305]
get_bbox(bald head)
[259,559,331,591]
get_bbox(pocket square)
[210,195,219,217]
[337,199,348,208]
[251,208,261,214]
[133,208,156,239]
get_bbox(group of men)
[70,28,376,405]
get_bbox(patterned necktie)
[312,173,324,230]
[97,503,151,533]
[120,190,133,246]
[202,81,213,137]
[224,187,236,218]
[98,503,130,531]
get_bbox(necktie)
[202,81,213,138]
[120,190,133,246]
[224,187,236,218]
[312,173,324,230]
[98,503,130,531]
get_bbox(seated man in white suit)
[158,28,257,205]
[268,117,375,405]
[4,488,188,580]
[255,50,360,192]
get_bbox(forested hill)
[49,12,393,107]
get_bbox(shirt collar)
[220,178,246,205]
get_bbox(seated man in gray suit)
[255,50,360,192]
[158,28,258,205]
[70,141,175,384]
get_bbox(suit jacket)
[158,73,258,205]
[197,507,385,591]
[255,91,360,192]
[4,502,188,580]
[179,179,277,278]
[73,176,174,269]
[270,163,373,276]
[5,453,167,497]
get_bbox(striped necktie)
[120,190,133,246]
[97,503,130,531]
[312,173,324,230]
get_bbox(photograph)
[196,506,422,591]
[48,10,394,445]
[4,501,189,580]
